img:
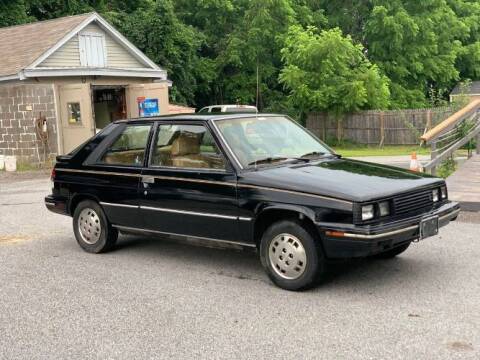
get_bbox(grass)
[331,145,431,157]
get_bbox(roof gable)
[38,21,145,69]
[0,13,91,78]
[0,12,166,81]
[450,81,480,96]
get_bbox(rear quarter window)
[98,124,152,166]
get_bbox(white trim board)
[22,67,167,79]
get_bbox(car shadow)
[114,234,437,290]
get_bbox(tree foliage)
[1,0,480,113]
[279,26,390,115]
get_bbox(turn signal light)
[50,168,56,181]
[325,230,345,238]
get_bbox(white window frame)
[78,32,107,68]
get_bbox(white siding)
[39,37,81,67]
[39,22,146,69]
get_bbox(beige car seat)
[170,132,209,168]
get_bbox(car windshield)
[215,116,333,168]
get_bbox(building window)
[79,33,106,67]
[67,102,82,124]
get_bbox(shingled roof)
[450,81,480,96]
[0,13,92,78]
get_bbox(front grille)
[393,188,434,216]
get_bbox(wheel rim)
[78,208,102,245]
[268,233,307,280]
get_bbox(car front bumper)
[317,201,460,259]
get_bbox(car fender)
[254,202,317,223]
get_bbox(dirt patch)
[447,341,474,351]
[0,235,30,244]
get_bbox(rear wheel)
[260,220,325,291]
[372,243,410,259]
[73,200,118,253]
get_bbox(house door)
[126,83,169,118]
[58,84,94,154]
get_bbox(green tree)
[215,0,297,109]
[448,0,480,80]
[279,26,390,118]
[0,0,31,27]
[118,0,203,104]
[364,0,466,108]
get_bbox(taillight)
[50,168,56,181]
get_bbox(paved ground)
[447,154,480,212]
[0,176,479,359]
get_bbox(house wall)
[0,83,58,164]
[39,22,145,69]
[0,76,169,162]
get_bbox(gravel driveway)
[0,176,479,359]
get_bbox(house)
[0,12,170,164]
[450,81,480,102]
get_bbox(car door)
[139,121,240,242]
[82,122,153,228]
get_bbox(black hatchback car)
[46,114,460,290]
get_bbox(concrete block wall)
[0,83,58,165]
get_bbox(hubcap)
[268,233,307,280]
[78,208,101,245]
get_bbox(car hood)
[239,157,443,202]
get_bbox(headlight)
[362,204,375,220]
[379,201,390,217]
[440,186,447,199]
[432,189,439,202]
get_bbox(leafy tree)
[214,0,297,109]
[0,0,31,27]
[364,0,466,108]
[448,0,480,80]
[279,26,390,118]
[1,0,480,112]
[118,0,203,105]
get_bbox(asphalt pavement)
[0,176,479,359]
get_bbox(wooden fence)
[307,107,456,145]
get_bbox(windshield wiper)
[248,156,290,167]
[300,151,326,158]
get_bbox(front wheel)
[260,220,325,291]
[73,200,118,253]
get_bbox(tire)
[72,200,118,253]
[260,220,325,291]
[372,242,411,259]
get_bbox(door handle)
[142,176,155,184]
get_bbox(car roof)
[113,113,284,124]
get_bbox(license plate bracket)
[419,215,439,240]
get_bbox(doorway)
[92,86,127,131]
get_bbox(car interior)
[153,131,225,169]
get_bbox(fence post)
[426,109,432,130]
[430,140,438,175]
[379,112,385,147]
[477,133,480,155]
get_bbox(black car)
[45,114,460,290]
